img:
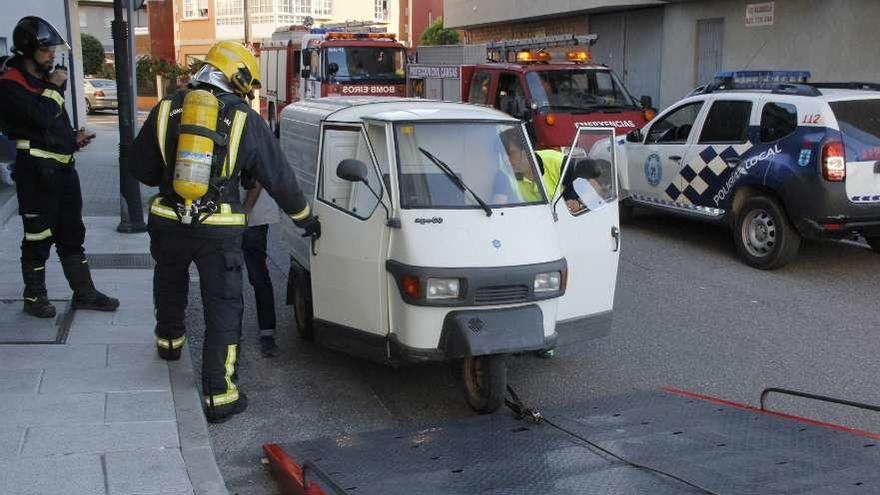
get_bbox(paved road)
[177,205,880,494]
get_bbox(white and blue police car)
[619,71,880,269]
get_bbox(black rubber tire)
[462,354,507,414]
[866,237,880,254]
[619,198,635,224]
[85,99,93,115]
[733,195,801,270]
[291,264,314,340]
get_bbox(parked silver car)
[83,78,117,113]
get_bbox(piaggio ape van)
[280,97,621,413]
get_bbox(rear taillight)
[95,90,105,97]
[821,141,846,182]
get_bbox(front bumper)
[389,304,555,363]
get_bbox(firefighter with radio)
[0,16,118,319]
[131,41,320,423]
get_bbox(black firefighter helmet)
[12,16,69,57]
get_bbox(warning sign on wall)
[745,2,775,27]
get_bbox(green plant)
[96,65,116,80]
[136,56,192,96]
[80,34,105,75]
[420,17,460,46]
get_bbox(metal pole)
[112,0,147,233]
[243,0,250,44]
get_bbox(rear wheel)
[268,103,279,139]
[291,264,314,340]
[866,237,880,254]
[733,195,801,269]
[462,354,507,414]
[85,99,93,115]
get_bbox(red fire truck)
[259,21,407,133]
[407,35,656,150]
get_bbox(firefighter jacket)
[0,60,77,166]
[131,88,312,237]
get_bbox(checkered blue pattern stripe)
[665,142,754,204]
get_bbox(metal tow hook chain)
[505,385,543,423]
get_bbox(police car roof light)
[715,70,811,83]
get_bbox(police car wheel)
[291,266,314,340]
[734,195,801,270]
[866,237,880,254]
[462,354,507,414]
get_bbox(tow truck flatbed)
[264,389,880,494]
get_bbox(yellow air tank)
[173,89,219,223]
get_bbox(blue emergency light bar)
[714,70,811,87]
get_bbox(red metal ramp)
[264,389,880,495]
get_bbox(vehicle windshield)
[395,122,547,209]
[324,46,405,82]
[526,69,637,111]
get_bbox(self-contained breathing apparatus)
[161,88,248,226]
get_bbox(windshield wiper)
[418,147,493,217]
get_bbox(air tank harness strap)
[178,124,229,147]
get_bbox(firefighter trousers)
[149,229,245,406]
[14,156,86,290]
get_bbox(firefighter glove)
[300,216,321,240]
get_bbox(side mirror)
[328,62,339,76]
[572,158,604,180]
[640,95,653,109]
[625,129,643,143]
[337,159,369,183]
[300,68,311,79]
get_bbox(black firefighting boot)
[21,265,56,318]
[205,392,248,424]
[61,255,120,312]
[156,332,185,361]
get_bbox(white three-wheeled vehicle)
[280,98,621,413]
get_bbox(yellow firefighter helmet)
[203,41,261,98]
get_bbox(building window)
[374,0,387,21]
[183,0,209,19]
[79,12,87,28]
[216,0,243,25]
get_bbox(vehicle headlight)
[426,278,461,300]
[534,271,562,292]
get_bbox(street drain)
[0,299,74,344]
[86,253,155,269]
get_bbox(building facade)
[444,0,880,109]
[408,0,444,47]
[78,0,149,55]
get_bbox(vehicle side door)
[467,70,493,106]
[626,100,705,204]
[309,123,390,361]
[554,128,620,341]
[685,98,755,207]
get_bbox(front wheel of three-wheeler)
[462,354,507,414]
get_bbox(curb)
[169,346,230,495]
[0,186,17,227]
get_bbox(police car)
[619,71,880,269]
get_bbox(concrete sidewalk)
[0,215,228,495]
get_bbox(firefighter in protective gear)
[0,16,119,319]
[131,40,320,423]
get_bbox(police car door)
[553,127,620,337]
[309,123,390,352]
[626,100,705,205]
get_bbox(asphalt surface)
[175,205,880,494]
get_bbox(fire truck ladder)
[486,34,598,61]
[317,20,389,33]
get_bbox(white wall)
[659,0,880,108]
